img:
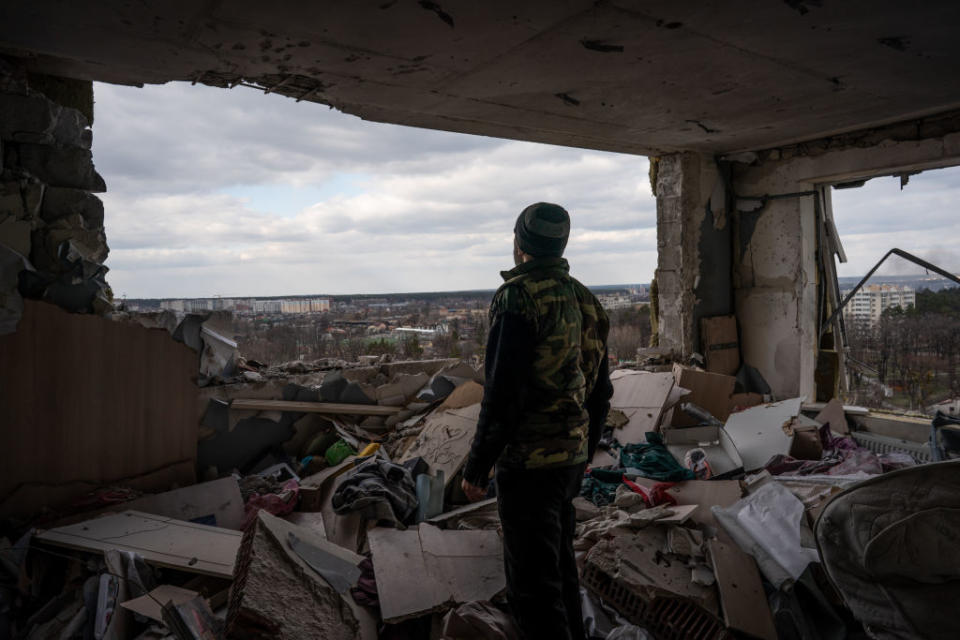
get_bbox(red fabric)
[621,478,679,508]
[648,482,678,507]
[622,477,652,506]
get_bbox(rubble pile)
[1,350,956,639]
[0,58,110,335]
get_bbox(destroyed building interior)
[2,1,960,639]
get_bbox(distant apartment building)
[159,297,329,315]
[597,293,635,310]
[159,299,184,312]
[842,284,916,325]
[278,298,331,314]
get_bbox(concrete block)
[0,93,60,142]
[16,143,106,191]
[52,106,91,149]
[41,186,104,227]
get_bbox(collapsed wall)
[0,56,110,335]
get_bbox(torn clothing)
[463,257,612,485]
[331,458,418,527]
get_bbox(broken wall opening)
[655,112,960,401]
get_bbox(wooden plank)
[36,511,241,579]
[708,540,777,640]
[426,498,498,525]
[0,301,198,518]
[230,398,402,416]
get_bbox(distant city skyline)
[93,82,960,299]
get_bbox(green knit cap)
[514,202,570,257]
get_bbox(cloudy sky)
[92,82,960,299]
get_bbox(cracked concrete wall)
[731,166,818,400]
[655,151,732,356]
[0,57,110,335]
[728,110,960,400]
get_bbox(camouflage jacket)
[463,257,610,483]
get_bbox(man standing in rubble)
[461,202,613,640]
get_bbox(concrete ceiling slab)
[1,0,959,155]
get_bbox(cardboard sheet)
[814,398,850,434]
[671,364,736,427]
[701,315,740,375]
[37,511,241,578]
[368,523,505,622]
[663,425,744,478]
[399,404,481,489]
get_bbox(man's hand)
[461,478,487,502]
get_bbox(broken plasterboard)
[116,477,244,530]
[723,397,804,471]
[368,523,505,622]
[120,585,200,623]
[608,371,678,444]
[36,511,241,579]
[654,504,699,525]
[399,404,481,489]
[662,425,744,479]
[583,529,719,616]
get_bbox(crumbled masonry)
[4,334,954,639]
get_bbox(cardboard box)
[700,315,740,376]
[671,364,736,427]
[729,392,764,414]
[663,425,744,479]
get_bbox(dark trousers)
[495,462,587,640]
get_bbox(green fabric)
[619,432,695,482]
[325,439,356,466]
[492,257,609,471]
[580,469,622,507]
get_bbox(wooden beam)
[230,399,402,416]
